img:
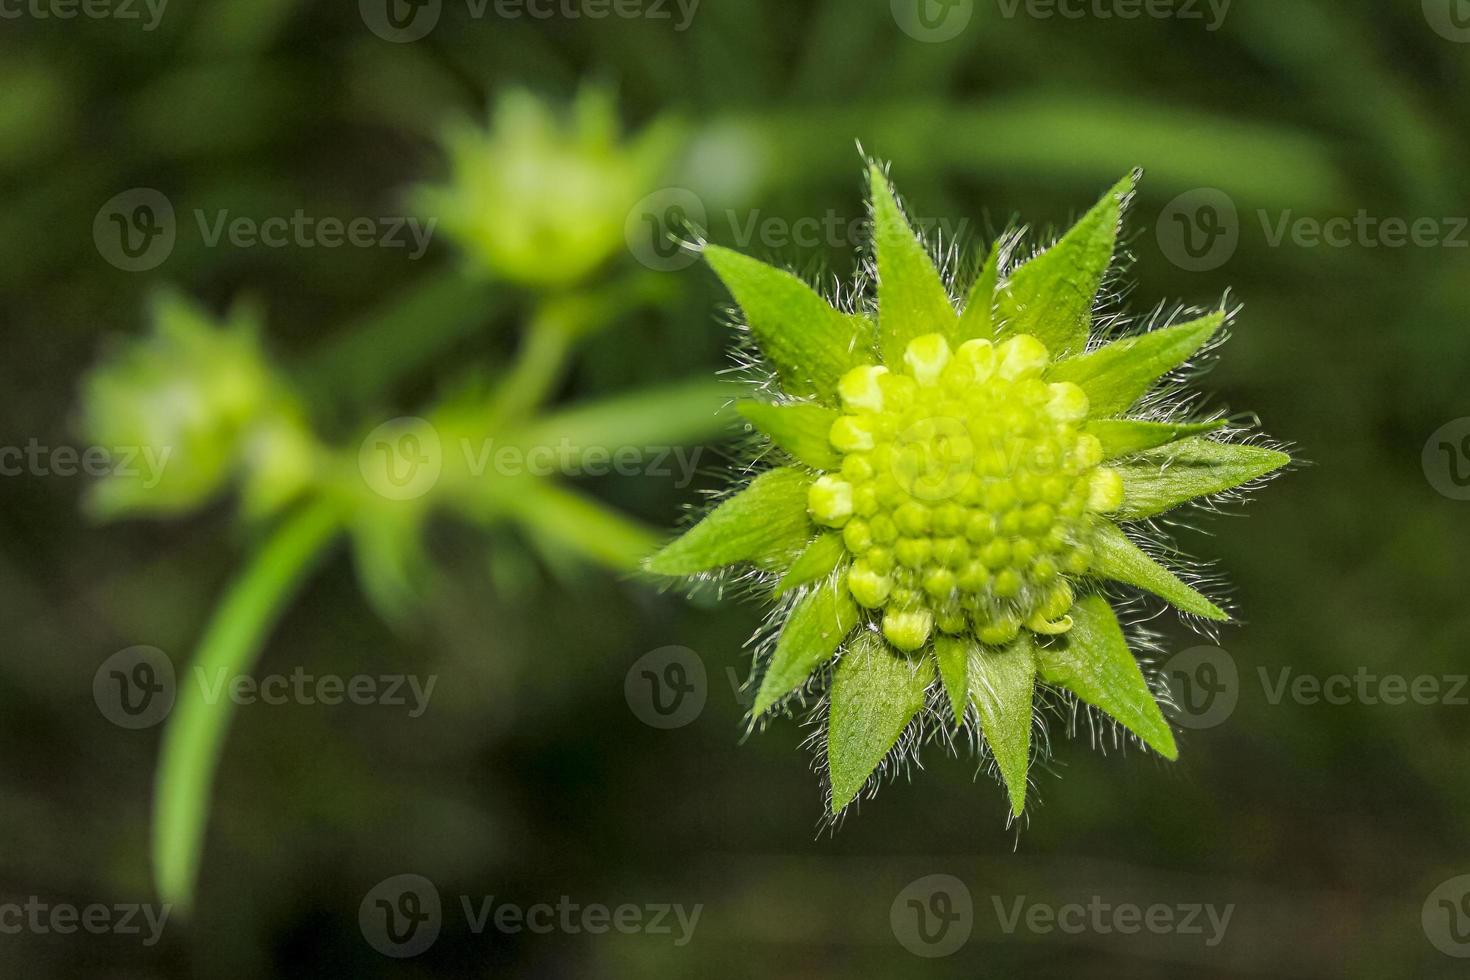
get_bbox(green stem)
[484,303,574,429]
[152,499,342,913]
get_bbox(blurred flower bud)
[417,87,680,289]
[78,291,314,520]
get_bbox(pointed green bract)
[705,245,870,402]
[1085,418,1227,460]
[997,172,1134,358]
[646,467,813,575]
[1048,313,1223,417]
[828,630,933,813]
[753,574,860,714]
[1089,521,1227,620]
[775,532,848,596]
[1113,437,1290,520]
[956,241,1001,343]
[737,401,841,471]
[931,635,971,727]
[969,638,1036,815]
[870,166,959,365]
[1036,595,1177,759]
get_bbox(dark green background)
[3,0,1469,976]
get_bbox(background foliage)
[2,0,1468,976]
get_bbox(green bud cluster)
[807,332,1125,651]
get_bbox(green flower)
[648,166,1289,818]
[78,291,314,520]
[416,87,679,288]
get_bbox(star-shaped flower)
[648,166,1289,818]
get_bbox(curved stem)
[152,499,342,913]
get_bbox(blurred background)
[3,0,1470,976]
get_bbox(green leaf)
[774,532,848,596]
[1089,521,1227,620]
[969,637,1037,816]
[1084,419,1227,460]
[502,481,662,572]
[1047,313,1223,418]
[1113,437,1290,520]
[828,631,933,813]
[647,467,814,575]
[704,245,871,402]
[997,172,1133,357]
[754,574,861,714]
[1035,595,1176,759]
[956,240,1000,343]
[870,166,958,364]
[515,379,731,461]
[737,401,841,471]
[931,635,970,727]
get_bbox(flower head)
[78,291,313,519]
[648,166,1289,818]
[417,87,679,288]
